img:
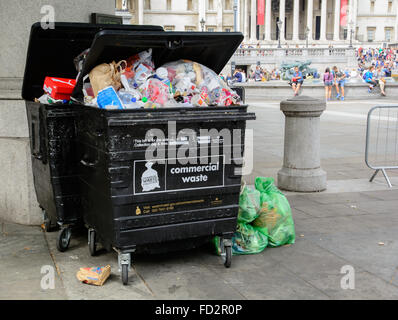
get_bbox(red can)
[43,77,76,101]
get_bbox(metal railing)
[365,105,398,188]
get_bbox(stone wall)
[0,0,114,225]
[235,82,398,101]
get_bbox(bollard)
[277,96,327,192]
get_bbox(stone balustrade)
[230,47,357,69]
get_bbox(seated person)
[289,66,303,96]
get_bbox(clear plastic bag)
[159,60,241,106]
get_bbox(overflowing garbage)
[36,48,241,109]
[214,177,295,256]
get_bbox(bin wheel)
[220,238,232,268]
[88,229,96,257]
[223,246,232,268]
[56,227,71,252]
[122,264,129,285]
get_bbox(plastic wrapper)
[76,265,111,286]
[254,177,295,247]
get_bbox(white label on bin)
[133,155,225,195]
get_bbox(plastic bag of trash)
[158,60,241,106]
[253,177,295,247]
[231,223,269,255]
[213,224,268,256]
[237,185,261,224]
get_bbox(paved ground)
[1,98,398,300]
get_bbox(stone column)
[278,96,327,192]
[265,0,272,40]
[307,0,314,41]
[237,0,241,32]
[293,0,300,41]
[279,0,286,42]
[138,0,144,24]
[352,0,358,40]
[244,0,249,39]
[198,0,206,31]
[216,0,223,31]
[396,0,398,41]
[250,0,257,42]
[334,0,341,41]
[320,0,327,41]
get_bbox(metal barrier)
[365,105,398,187]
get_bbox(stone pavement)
[1,99,398,300]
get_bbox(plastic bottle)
[120,74,132,91]
[118,91,136,105]
[119,88,142,101]
[124,97,141,109]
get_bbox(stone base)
[278,167,327,193]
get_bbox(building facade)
[115,0,398,47]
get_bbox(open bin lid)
[22,22,164,101]
[72,30,244,102]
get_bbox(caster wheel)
[88,229,97,257]
[56,228,71,252]
[122,264,129,285]
[220,239,232,268]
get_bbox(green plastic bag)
[254,177,295,247]
[237,185,261,224]
[213,223,268,256]
[213,185,265,256]
[232,223,269,255]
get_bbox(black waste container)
[22,22,164,252]
[73,30,256,284]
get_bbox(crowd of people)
[225,66,281,84]
[225,47,397,100]
[321,47,397,100]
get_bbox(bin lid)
[72,30,243,101]
[22,22,164,101]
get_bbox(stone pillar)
[334,0,341,41]
[244,0,249,40]
[216,0,223,31]
[320,0,327,41]
[138,0,144,24]
[352,0,358,40]
[265,0,272,40]
[237,0,241,32]
[278,96,327,192]
[293,0,300,41]
[396,0,398,41]
[279,0,286,42]
[198,0,206,31]
[307,0,314,41]
[250,0,257,42]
